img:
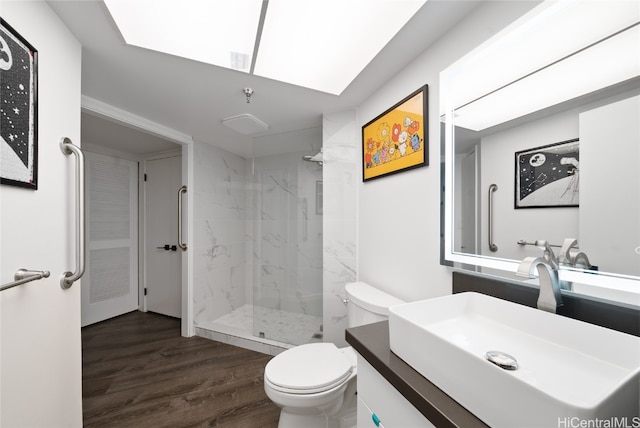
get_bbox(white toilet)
[264,281,405,428]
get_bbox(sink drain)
[486,350,518,370]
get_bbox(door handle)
[156,245,178,251]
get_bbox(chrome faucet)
[571,251,592,269]
[516,256,563,313]
[559,238,592,269]
[534,240,559,269]
[558,238,576,266]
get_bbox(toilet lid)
[265,343,353,393]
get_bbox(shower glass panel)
[251,145,323,346]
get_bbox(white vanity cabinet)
[357,354,435,428]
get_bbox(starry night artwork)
[1,19,38,189]
[515,139,579,209]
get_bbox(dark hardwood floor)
[82,311,280,427]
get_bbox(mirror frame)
[440,0,640,305]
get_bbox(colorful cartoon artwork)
[362,85,428,181]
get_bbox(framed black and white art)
[515,138,579,209]
[1,18,38,189]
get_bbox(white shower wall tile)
[197,220,245,260]
[193,273,213,325]
[322,111,358,347]
[209,263,245,320]
[297,266,323,317]
[193,221,247,323]
[193,141,248,325]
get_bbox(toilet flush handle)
[342,298,349,306]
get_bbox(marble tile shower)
[192,137,326,350]
[321,110,358,347]
[192,142,248,329]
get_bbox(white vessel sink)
[388,292,640,428]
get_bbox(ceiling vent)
[221,113,269,135]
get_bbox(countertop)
[346,321,488,428]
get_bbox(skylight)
[103,0,427,95]
[104,0,262,73]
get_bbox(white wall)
[356,1,540,302]
[0,1,83,425]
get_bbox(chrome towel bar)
[60,137,86,289]
[517,240,572,249]
[1,269,50,292]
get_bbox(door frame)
[82,95,195,337]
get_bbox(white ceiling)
[81,111,180,155]
[48,0,481,158]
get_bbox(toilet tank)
[345,281,406,328]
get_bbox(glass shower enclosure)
[250,130,324,346]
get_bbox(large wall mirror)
[441,0,640,306]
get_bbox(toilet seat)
[265,343,354,394]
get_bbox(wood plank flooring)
[82,311,280,427]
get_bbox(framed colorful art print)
[362,85,428,182]
[1,18,38,190]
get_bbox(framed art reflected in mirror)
[515,138,580,209]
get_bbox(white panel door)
[82,151,139,326]
[1,2,83,425]
[145,155,182,318]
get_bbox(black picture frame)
[1,18,38,190]
[362,85,428,182]
[514,138,579,209]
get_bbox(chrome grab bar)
[178,185,187,251]
[1,269,50,292]
[60,137,86,289]
[488,184,498,252]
